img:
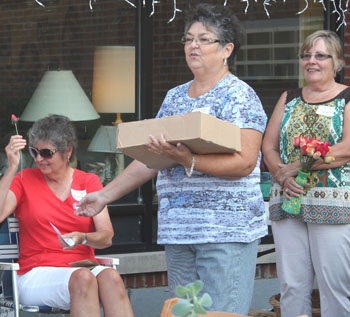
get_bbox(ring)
[285,188,289,194]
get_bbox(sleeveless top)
[269,87,350,224]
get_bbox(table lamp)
[92,46,135,124]
[88,125,124,184]
[20,70,100,122]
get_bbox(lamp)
[92,46,135,124]
[20,70,100,122]
[88,125,124,184]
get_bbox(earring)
[224,58,227,66]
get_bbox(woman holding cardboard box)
[76,4,267,314]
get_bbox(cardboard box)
[117,112,241,170]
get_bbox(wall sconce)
[92,46,135,124]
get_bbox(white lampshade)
[88,125,124,182]
[88,125,119,153]
[92,46,135,122]
[21,70,100,122]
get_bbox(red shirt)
[10,168,102,274]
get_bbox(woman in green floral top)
[263,30,350,317]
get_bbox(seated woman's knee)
[97,269,125,291]
[69,268,98,293]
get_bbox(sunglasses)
[29,146,58,159]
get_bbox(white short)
[18,266,108,310]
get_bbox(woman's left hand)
[59,232,84,250]
[282,175,305,199]
[146,134,193,167]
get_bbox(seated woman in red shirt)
[0,115,133,317]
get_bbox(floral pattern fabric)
[269,88,350,224]
[156,74,268,244]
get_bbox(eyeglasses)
[29,146,58,159]
[299,53,333,61]
[181,36,221,46]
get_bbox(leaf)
[199,293,213,308]
[193,301,207,314]
[171,299,193,316]
[175,285,190,297]
[191,280,204,295]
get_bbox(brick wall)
[0,1,331,135]
[0,0,136,139]
[122,271,168,289]
[121,263,277,289]
[344,12,350,86]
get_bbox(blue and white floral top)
[156,74,268,244]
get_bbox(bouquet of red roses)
[282,136,334,215]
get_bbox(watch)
[81,233,88,245]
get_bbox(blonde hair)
[300,30,344,73]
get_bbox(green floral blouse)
[269,88,350,224]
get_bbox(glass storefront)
[0,0,341,253]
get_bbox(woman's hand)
[282,175,305,200]
[275,162,300,186]
[75,191,107,217]
[5,135,26,170]
[59,232,86,250]
[146,133,193,168]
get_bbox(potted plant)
[160,280,248,317]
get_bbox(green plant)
[171,280,213,317]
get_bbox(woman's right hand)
[282,175,305,199]
[75,191,107,217]
[5,135,26,169]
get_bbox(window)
[0,0,341,254]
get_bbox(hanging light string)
[35,0,45,7]
[168,0,182,23]
[263,0,274,18]
[33,0,348,28]
[149,0,155,17]
[89,0,96,11]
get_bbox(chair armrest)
[0,262,19,271]
[95,256,119,268]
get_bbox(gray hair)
[28,114,77,163]
[184,3,242,72]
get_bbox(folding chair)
[0,216,119,316]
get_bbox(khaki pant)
[272,219,350,317]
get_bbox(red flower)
[294,135,334,172]
[10,114,22,178]
[301,144,307,156]
[300,136,308,147]
[294,136,300,147]
[11,114,19,124]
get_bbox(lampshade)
[20,70,100,122]
[88,125,119,153]
[88,125,124,182]
[92,46,135,122]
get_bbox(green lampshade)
[20,70,100,122]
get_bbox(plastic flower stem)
[13,122,23,178]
